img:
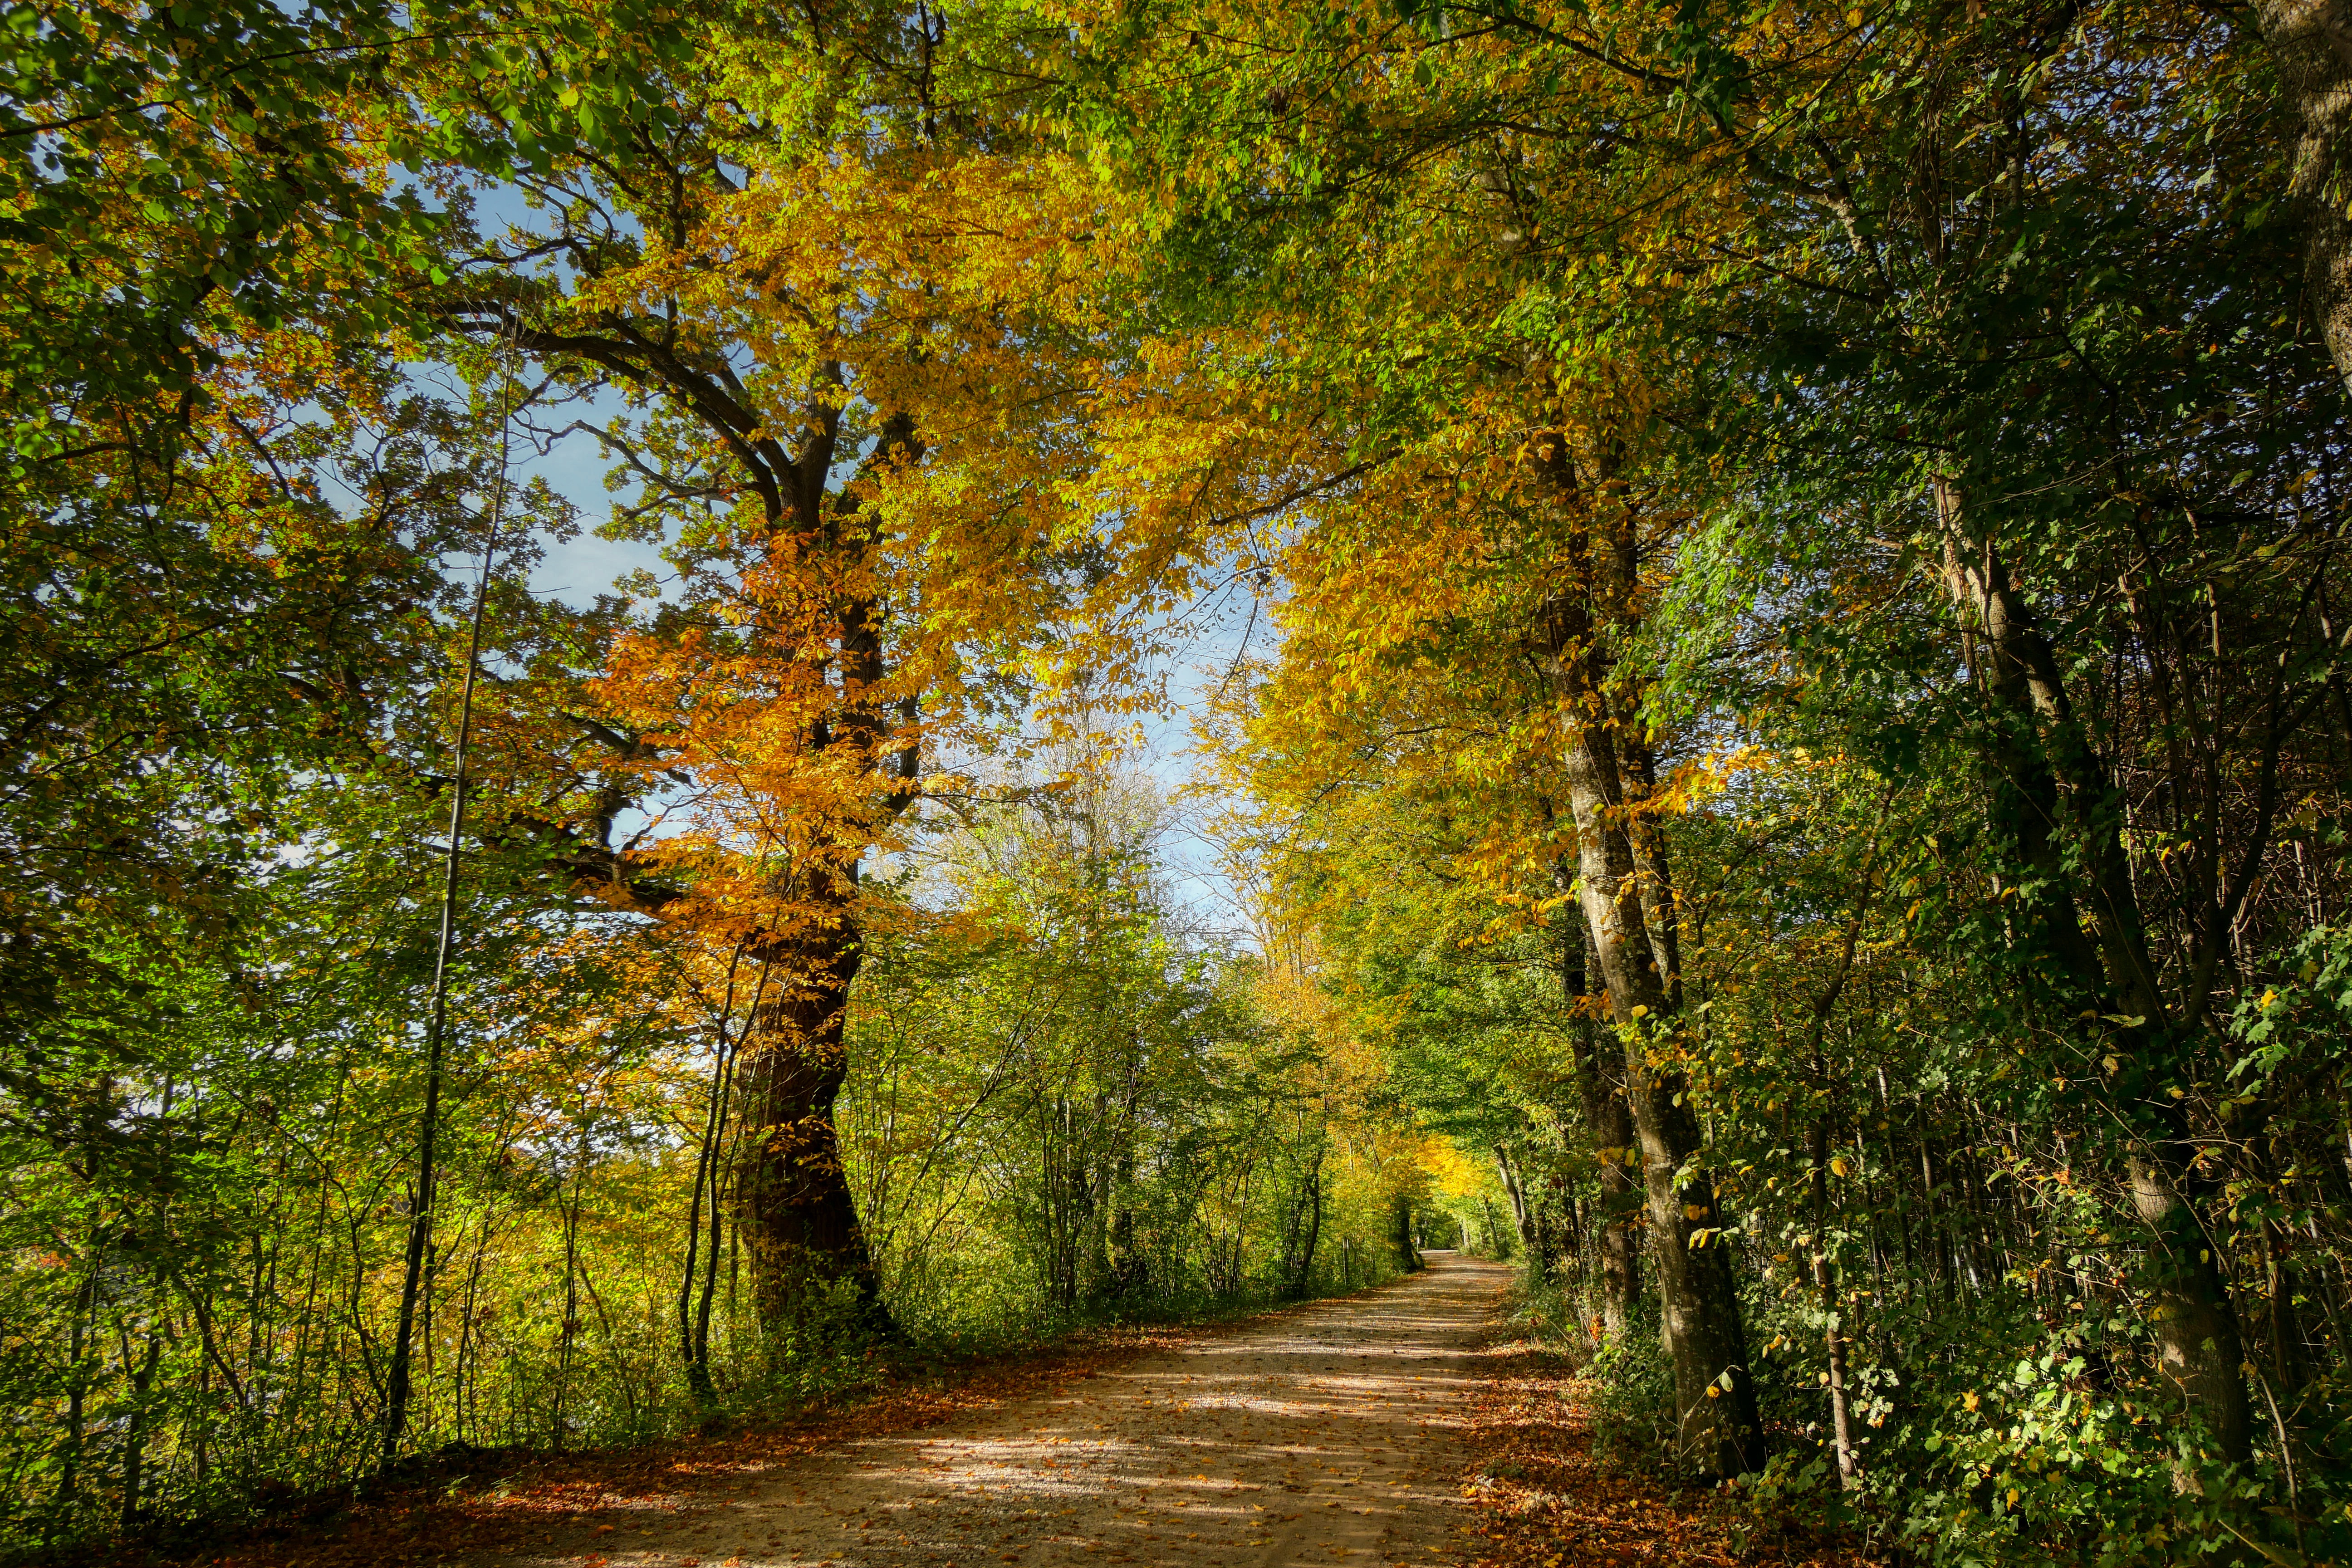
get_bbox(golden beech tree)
[434,21,1028,1332]
[441,2,1287,1336]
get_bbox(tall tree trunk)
[2127,1156,2257,1468]
[2254,0,2352,396]
[383,404,506,1470]
[734,881,894,1339]
[1592,1110,1643,1342]
[1495,1143,1547,1279]
[1536,465,1762,1476]
[691,1060,736,1382]
[1287,1147,1325,1298]
[551,1122,586,1450]
[717,477,917,1342]
[118,1325,162,1534]
[1933,480,2253,1472]
[492,304,925,1355]
[1556,893,1642,1338]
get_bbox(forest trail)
[515,1255,1504,1568]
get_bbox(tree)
[430,0,1204,1332]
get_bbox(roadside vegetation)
[7,0,2352,1563]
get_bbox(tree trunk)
[2130,1155,2257,1469]
[118,1326,162,1534]
[1607,1009,1763,1478]
[1391,1192,1422,1271]
[1571,973,1646,1344]
[1932,480,2252,1472]
[1809,1118,1860,1488]
[1537,505,1762,1475]
[1558,905,1642,1338]
[1594,1130,1643,1340]
[1286,1148,1325,1298]
[2254,0,2352,396]
[734,889,894,1340]
[1494,1143,1545,1278]
[552,1123,586,1450]
[384,478,503,1470]
[679,946,748,1407]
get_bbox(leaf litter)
[81,1261,1877,1568]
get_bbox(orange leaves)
[502,111,1182,956]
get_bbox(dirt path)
[522,1255,1507,1568]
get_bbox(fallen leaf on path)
[1449,1333,1883,1568]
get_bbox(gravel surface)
[522,1254,1506,1568]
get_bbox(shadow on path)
[516,1255,1509,1568]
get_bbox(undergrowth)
[1504,1264,2352,1567]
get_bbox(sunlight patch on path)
[512,1256,1505,1568]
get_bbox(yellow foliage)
[1418,1137,1487,1200]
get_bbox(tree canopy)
[5,0,2352,1562]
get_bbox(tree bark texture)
[1562,720,1760,1475]
[1592,1104,1644,1342]
[2256,0,2352,396]
[2129,1154,2257,1467]
[1534,438,1761,1477]
[735,885,893,1339]
[1557,894,1643,1339]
